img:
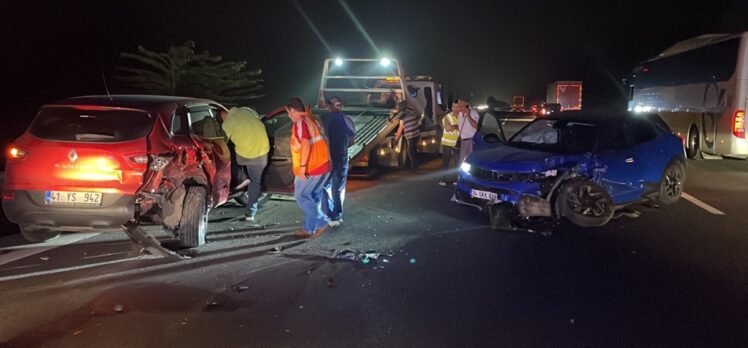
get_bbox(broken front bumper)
[454,181,552,218]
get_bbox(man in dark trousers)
[322,96,355,224]
[395,99,422,172]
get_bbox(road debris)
[282,248,388,264]
[409,258,417,264]
[113,304,124,313]
[235,285,250,292]
[39,256,50,261]
[327,277,337,288]
[124,222,186,260]
[73,330,83,336]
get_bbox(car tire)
[176,186,208,248]
[20,226,61,243]
[556,180,614,227]
[657,161,685,205]
[686,125,701,159]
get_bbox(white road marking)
[0,255,157,281]
[682,192,726,215]
[0,233,100,267]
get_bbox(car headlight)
[460,162,471,174]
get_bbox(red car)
[2,95,231,247]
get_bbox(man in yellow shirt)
[221,107,270,223]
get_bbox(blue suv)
[455,111,686,228]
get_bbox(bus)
[628,32,748,159]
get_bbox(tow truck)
[317,58,447,170]
[261,58,448,188]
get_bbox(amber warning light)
[7,146,29,159]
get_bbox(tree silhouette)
[116,41,264,106]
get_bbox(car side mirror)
[483,133,502,144]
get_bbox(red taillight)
[7,145,29,160]
[734,110,745,139]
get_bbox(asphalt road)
[1,158,748,347]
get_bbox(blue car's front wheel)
[556,181,614,227]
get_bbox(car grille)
[472,167,529,182]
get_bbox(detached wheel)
[556,181,614,227]
[176,186,208,248]
[657,161,685,205]
[20,226,61,243]
[686,125,701,159]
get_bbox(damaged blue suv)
[455,111,686,228]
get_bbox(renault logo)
[68,149,78,162]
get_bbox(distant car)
[456,111,686,228]
[2,95,231,247]
[537,103,562,116]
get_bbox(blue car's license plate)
[471,189,498,201]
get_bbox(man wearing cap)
[286,97,336,238]
[322,96,356,224]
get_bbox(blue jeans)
[294,173,331,234]
[240,156,267,218]
[323,157,349,221]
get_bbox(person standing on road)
[322,96,355,224]
[220,106,269,224]
[286,97,336,238]
[456,99,480,165]
[438,100,460,187]
[395,99,422,172]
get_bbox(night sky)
[2,0,747,143]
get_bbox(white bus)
[628,32,748,159]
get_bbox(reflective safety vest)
[291,113,331,176]
[441,112,459,147]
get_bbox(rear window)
[31,106,153,142]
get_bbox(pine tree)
[116,41,264,106]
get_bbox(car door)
[188,104,231,205]
[261,107,295,191]
[593,120,641,205]
[629,115,671,186]
[473,111,506,151]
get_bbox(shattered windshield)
[508,119,598,154]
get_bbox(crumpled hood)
[467,144,585,173]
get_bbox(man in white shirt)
[456,98,480,165]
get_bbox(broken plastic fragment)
[39,256,50,261]
[113,304,124,313]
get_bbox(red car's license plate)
[44,191,103,206]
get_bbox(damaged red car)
[2,95,231,247]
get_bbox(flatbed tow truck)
[316,58,446,172]
[261,58,448,188]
